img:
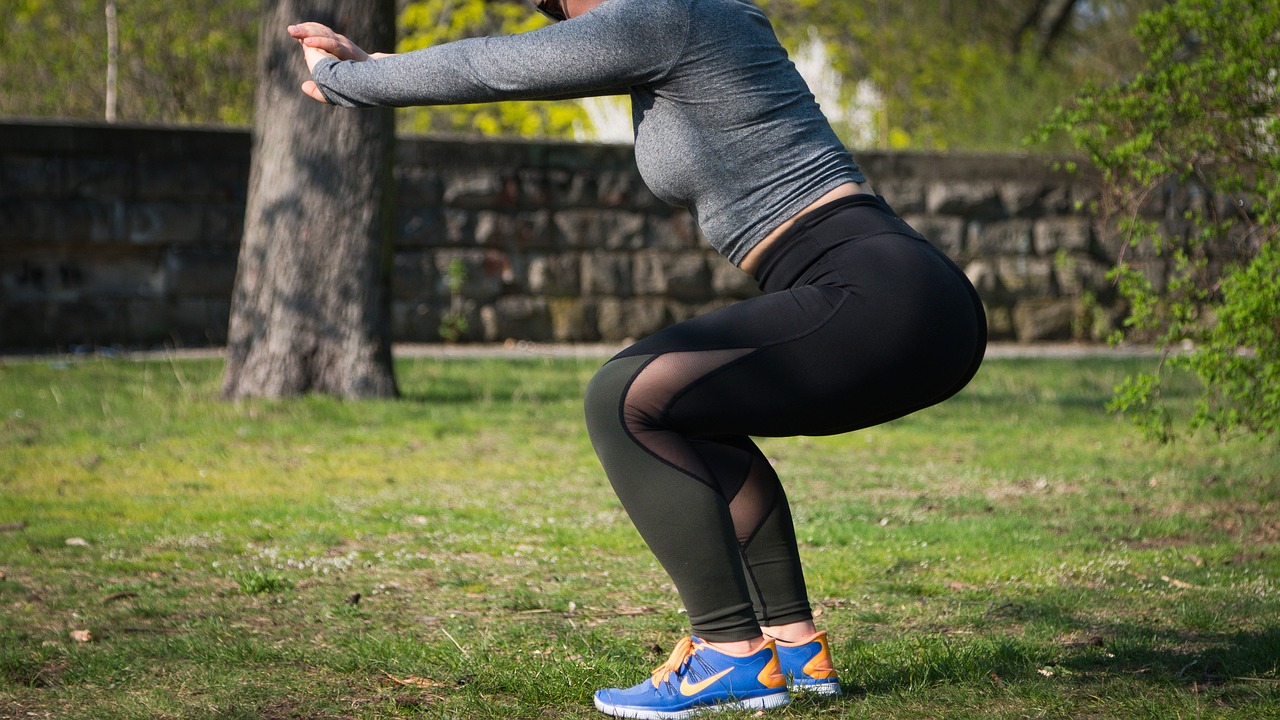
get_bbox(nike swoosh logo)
[680,668,732,696]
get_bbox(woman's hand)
[287,22,373,103]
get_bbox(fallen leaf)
[70,629,92,643]
[65,537,90,546]
[384,671,446,689]
[1161,575,1202,590]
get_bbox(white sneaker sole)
[791,679,842,696]
[593,690,790,719]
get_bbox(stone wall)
[1,120,1113,351]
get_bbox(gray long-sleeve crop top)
[311,0,866,266]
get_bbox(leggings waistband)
[751,194,917,293]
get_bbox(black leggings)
[584,194,987,641]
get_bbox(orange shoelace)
[650,637,699,688]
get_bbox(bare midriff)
[737,181,874,275]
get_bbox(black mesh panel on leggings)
[623,351,789,543]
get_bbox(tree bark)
[223,0,398,399]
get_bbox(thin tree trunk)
[105,0,118,122]
[1039,0,1081,61]
[223,0,398,399]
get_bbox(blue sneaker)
[774,631,841,696]
[593,637,790,719]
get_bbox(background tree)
[1039,0,1279,439]
[221,0,399,399]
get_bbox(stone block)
[631,252,668,297]
[554,209,646,250]
[92,256,169,299]
[527,254,581,296]
[663,253,713,303]
[475,209,554,250]
[391,252,438,301]
[595,169,642,207]
[0,301,83,349]
[1,258,56,302]
[481,296,551,342]
[167,298,231,345]
[596,297,669,342]
[202,203,244,245]
[581,251,632,297]
[597,211,648,250]
[646,212,701,250]
[963,259,1001,299]
[877,181,926,214]
[970,219,1034,256]
[396,206,446,248]
[133,158,237,202]
[64,157,134,199]
[926,181,1004,219]
[1052,253,1112,297]
[632,251,712,302]
[995,255,1055,296]
[1033,216,1093,256]
[0,199,127,244]
[442,171,517,208]
[10,254,166,302]
[1011,298,1075,342]
[1,156,62,197]
[433,250,504,303]
[548,297,598,342]
[164,246,238,297]
[983,303,1015,340]
[128,202,203,244]
[998,181,1051,217]
[392,300,444,343]
[395,166,444,206]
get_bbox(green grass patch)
[1,353,1277,718]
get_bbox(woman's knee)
[584,355,644,440]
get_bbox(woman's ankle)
[760,619,819,645]
[700,635,767,656]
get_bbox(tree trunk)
[223,0,398,399]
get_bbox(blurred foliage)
[1038,0,1280,440]
[1,0,258,125]
[2,0,1157,150]
[759,0,1162,150]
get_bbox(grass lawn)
[1,351,1278,719]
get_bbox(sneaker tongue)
[650,637,697,687]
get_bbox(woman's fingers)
[287,22,336,40]
[290,24,368,62]
[302,36,340,53]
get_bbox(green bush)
[1040,0,1280,440]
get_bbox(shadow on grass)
[845,593,1280,699]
